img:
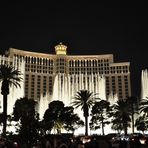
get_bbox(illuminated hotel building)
[5,43,131,102]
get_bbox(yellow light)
[55,42,67,55]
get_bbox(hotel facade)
[1,43,131,104]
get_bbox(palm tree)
[139,97,148,116]
[127,96,139,134]
[72,90,99,136]
[135,115,148,134]
[111,99,131,135]
[111,118,124,134]
[0,64,22,137]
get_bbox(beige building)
[6,43,131,102]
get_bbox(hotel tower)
[1,43,131,105]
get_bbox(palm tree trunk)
[101,118,104,135]
[85,116,88,136]
[132,113,134,134]
[102,124,104,135]
[123,124,127,135]
[3,94,7,137]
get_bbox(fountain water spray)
[141,69,148,99]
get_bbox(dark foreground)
[1,134,148,148]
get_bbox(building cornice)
[9,48,56,58]
[110,62,130,66]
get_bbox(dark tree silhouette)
[127,96,139,134]
[72,90,99,136]
[90,100,111,135]
[111,99,131,135]
[43,100,83,134]
[135,115,148,134]
[0,64,22,137]
[139,97,148,116]
[12,97,39,146]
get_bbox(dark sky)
[0,1,147,97]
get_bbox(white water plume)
[141,69,148,99]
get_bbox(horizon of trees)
[0,93,148,137]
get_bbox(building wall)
[7,44,131,101]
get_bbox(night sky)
[0,1,147,97]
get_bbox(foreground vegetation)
[0,94,148,146]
